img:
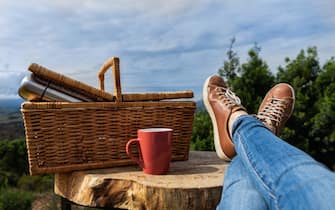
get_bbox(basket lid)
[29,63,115,101]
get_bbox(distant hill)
[0,98,24,111]
[0,98,25,140]
[196,100,205,111]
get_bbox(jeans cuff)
[232,115,255,136]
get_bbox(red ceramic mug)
[126,128,173,175]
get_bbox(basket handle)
[98,57,122,101]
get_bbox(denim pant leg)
[217,155,268,210]
[232,115,335,210]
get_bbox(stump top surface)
[84,151,225,188]
[55,151,229,209]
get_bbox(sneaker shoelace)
[256,97,289,133]
[214,86,241,107]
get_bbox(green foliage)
[275,47,334,157]
[310,58,335,157]
[17,175,54,192]
[219,42,275,113]
[276,48,321,150]
[0,139,54,209]
[191,110,214,151]
[0,139,29,191]
[0,188,33,210]
[0,139,29,176]
[218,37,240,83]
[231,44,275,113]
[0,171,9,190]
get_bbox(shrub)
[0,188,33,210]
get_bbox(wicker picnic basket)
[21,57,196,175]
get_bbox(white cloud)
[0,72,26,97]
[23,0,205,18]
[0,0,335,100]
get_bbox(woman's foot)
[256,83,295,135]
[203,75,247,161]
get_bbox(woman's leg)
[217,155,268,210]
[232,115,335,210]
[203,75,335,209]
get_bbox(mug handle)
[126,139,144,168]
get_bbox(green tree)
[310,57,335,165]
[0,139,29,177]
[218,37,240,84]
[191,110,214,151]
[0,139,29,188]
[276,47,321,152]
[219,41,275,113]
[230,44,275,113]
[0,188,33,210]
[17,175,53,192]
[312,58,335,143]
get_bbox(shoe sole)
[203,75,231,161]
[284,83,295,117]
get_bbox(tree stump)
[55,151,228,210]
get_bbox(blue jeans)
[217,115,335,210]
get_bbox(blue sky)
[1,0,334,100]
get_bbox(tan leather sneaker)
[203,75,246,161]
[257,83,295,135]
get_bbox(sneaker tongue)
[210,76,227,88]
[258,115,278,134]
[264,118,275,130]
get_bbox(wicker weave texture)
[22,101,195,175]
